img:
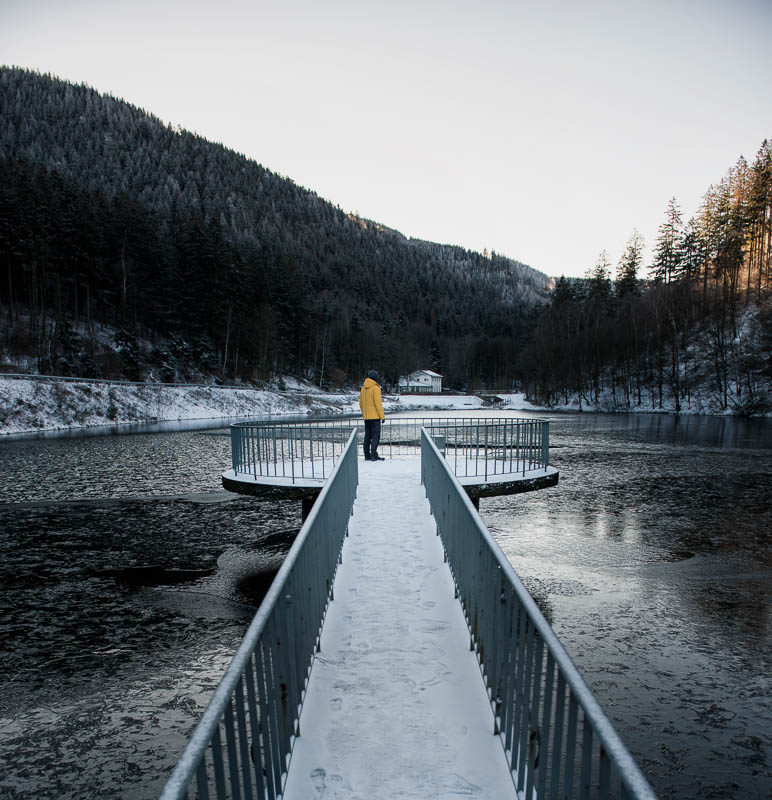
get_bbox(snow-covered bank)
[0,377,350,436]
[0,378,551,437]
[532,386,771,417]
[3,374,763,437]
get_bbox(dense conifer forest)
[0,67,549,389]
[519,145,772,414]
[1,67,769,413]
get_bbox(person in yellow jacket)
[359,369,385,461]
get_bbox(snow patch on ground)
[387,392,542,412]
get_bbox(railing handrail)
[420,429,656,799]
[160,429,359,800]
[229,414,546,428]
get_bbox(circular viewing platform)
[222,416,559,507]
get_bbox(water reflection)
[565,409,771,450]
[483,413,772,798]
[0,414,255,441]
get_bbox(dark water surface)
[0,429,300,799]
[0,415,770,799]
[482,413,771,799]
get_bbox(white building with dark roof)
[398,369,443,394]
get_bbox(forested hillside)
[519,145,772,415]
[0,66,550,388]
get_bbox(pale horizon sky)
[2,0,771,278]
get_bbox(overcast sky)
[2,0,771,277]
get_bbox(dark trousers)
[363,419,381,459]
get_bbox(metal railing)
[230,416,550,484]
[160,430,359,800]
[420,429,656,800]
[230,420,354,482]
[429,419,549,480]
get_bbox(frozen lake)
[0,412,769,798]
[483,413,772,799]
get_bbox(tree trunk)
[7,259,14,324]
[222,304,233,380]
[120,240,127,314]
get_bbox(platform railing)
[420,429,657,800]
[230,416,549,484]
[160,430,358,800]
[231,420,354,482]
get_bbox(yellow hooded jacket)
[359,377,384,420]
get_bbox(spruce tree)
[616,230,645,297]
[651,197,684,283]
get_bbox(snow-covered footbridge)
[160,420,656,800]
[279,455,517,799]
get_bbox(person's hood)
[362,377,379,388]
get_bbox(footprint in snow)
[413,619,450,634]
[420,670,454,688]
[431,773,482,796]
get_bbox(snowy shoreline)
[0,376,352,437]
[0,376,765,438]
[0,376,549,437]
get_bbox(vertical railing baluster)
[484,423,489,481]
[231,426,239,474]
[516,618,536,794]
[511,606,529,781]
[524,633,545,800]
[564,693,579,796]
[550,673,567,800]
[223,701,242,800]
[599,745,612,800]
[234,676,255,800]
[501,588,519,758]
[488,568,504,730]
[211,726,226,799]
[196,758,211,800]
[259,632,283,799]
[258,428,268,476]
[243,657,266,799]
[580,716,594,800]
[537,652,556,800]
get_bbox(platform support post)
[302,495,316,521]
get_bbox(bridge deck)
[282,457,515,799]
